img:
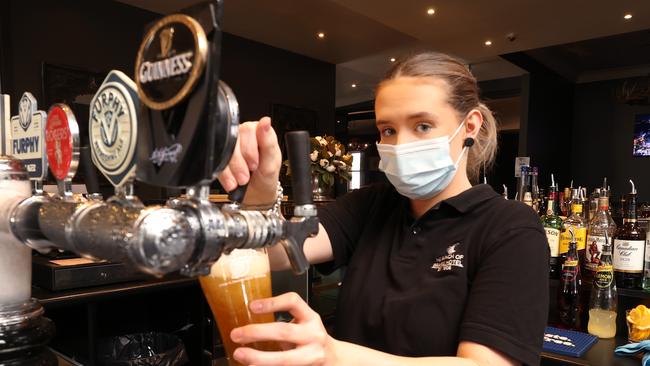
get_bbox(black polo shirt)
[316,183,549,366]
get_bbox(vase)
[312,173,333,200]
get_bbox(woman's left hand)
[230,292,338,366]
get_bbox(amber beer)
[199,249,279,366]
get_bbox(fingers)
[217,166,235,192]
[233,344,326,366]
[250,292,317,322]
[217,138,249,191]
[219,117,280,192]
[239,121,260,171]
[231,322,309,345]
[255,117,281,177]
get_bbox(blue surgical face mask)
[377,121,468,200]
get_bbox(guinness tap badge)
[135,14,207,110]
[159,27,174,58]
[136,3,239,188]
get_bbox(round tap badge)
[89,70,139,187]
[135,14,207,110]
[45,104,79,182]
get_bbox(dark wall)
[1,0,334,132]
[571,78,650,201]
[522,72,574,189]
[0,0,335,196]
[1,0,157,107]
[221,33,335,134]
[501,53,574,190]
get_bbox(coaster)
[543,326,598,358]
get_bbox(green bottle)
[542,177,563,279]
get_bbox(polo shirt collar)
[440,184,499,213]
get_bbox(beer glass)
[199,248,279,366]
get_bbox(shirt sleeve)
[459,205,550,366]
[315,184,384,274]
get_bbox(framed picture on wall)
[41,63,106,108]
[41,63,107,186]
[633,114,650,156]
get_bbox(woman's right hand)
[217,117,282,206]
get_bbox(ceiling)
[524,29,650,83]
[117,0,650,106]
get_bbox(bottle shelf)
[616,287,650,299]
[550,279,650,299]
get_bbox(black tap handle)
[228,183,248,204]
[285,131,312,206]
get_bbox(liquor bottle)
[516,165,530,202]
[523,192,533,207]
[588,232,617,338]
[638,201,650,234]
[531,167,540,212]
[612,195,626,227]
[559,191,567,218]
[643,228,650,291]
[613,180,646,289]
[538,188,547,217]
[558,228,582,330]
[642,202,650,291]
[581,187,590,223]
[584,192,616,284]
[560,189,587,265]
[563,185,573,217]
[542,182,562,279]
[589,188,601,221]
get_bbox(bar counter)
[31,273,650,366]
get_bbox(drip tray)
[32,255,148,291]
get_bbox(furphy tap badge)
[89,70,139,187]
[135,14,207,110]
[45,104,79,182]
[9,92,47,180]
[0,94,9,156]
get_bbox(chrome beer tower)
[0,1,319,363]
[0,0,317,281]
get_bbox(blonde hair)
[378,52,498,180]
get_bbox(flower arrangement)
[284,135,353,192]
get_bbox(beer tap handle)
[228,183,248,205]
[285,131,313,207]
[282,131,318,275]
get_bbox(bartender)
[218,51,549,366]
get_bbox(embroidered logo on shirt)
[431,242,465,272]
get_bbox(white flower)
[335,148,342,157]
[337,164,347,171]
[310,150,318,161]
[326,165,336,172]
[327,151,333,157]
[315,136,327,146]
[319,159,329,167]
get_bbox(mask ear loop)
[453,146,469,168]
[451,109,479,168]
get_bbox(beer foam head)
[210,249,270,280]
